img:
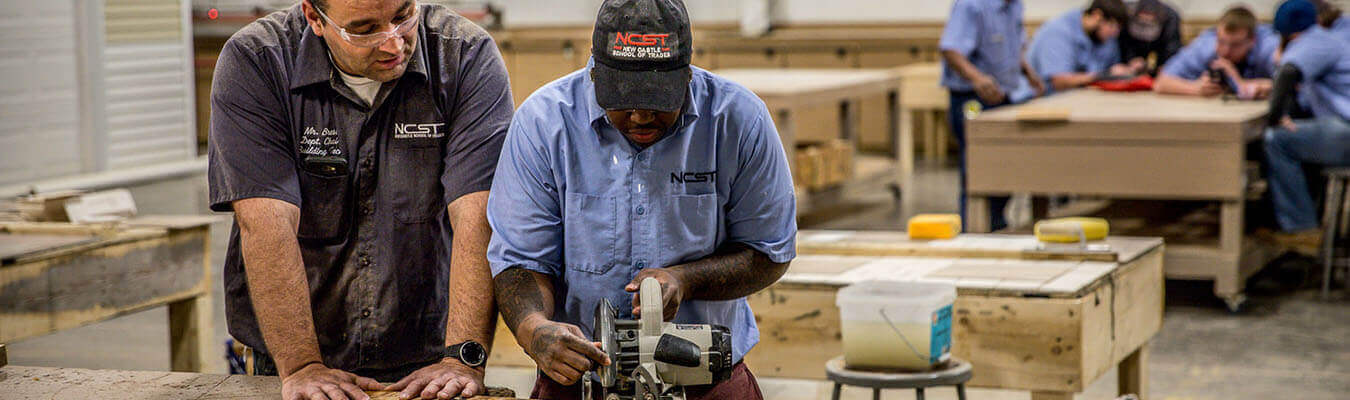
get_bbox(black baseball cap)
[590,0,693,113]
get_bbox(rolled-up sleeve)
[441,35,512,205]
[939,1,980,55]
[1029,34,1078,83]
[486,105,564,277]
[207,41,299,212]
[724,106,797,264]
[1160,37,1210,80]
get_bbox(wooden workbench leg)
[968,196,990,233]
[1119,342,1150,400]
[1030,391,1074,400]
[891,91,915,217]
[921,109,936,162]
[1216,200,1247,310]
[934,110,949,164]
[169,293,214,372]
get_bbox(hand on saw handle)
[626,268,688,321]
[519,316,611,385]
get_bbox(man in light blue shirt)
[486,0,795,398]
[1263,0,1350,251]
[939,0,1045,231]
[1156,6,1279,99]
[1314,0,1350,39]
[1027,0,1138,92]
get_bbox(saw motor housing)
[588,278,733,400]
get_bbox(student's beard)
[1088,27,1105,44]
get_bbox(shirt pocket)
[563,192,618,274]
[388,144,444,224]
[296,170,351,243]
[660,194,720,260]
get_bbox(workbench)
[895,63,951,163]
[0,365,522,399]
[965,90,1274,310]
[714,68,913,216]
[761,230,1164,400]
[0,216,217,372]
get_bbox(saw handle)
[640,277,663,336]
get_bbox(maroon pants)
[530,362,764,400]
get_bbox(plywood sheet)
[784,254,1119,297]
[796,230,1163,264]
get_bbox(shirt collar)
[289,11,429,91]
[583,58,702,130]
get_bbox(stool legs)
[873,387,882,400]
[915,387,924,400]
[957,384,967,400]
[832,383,842,400]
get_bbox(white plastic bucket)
[836,280,956,371]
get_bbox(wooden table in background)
[0,216,217,372]
[0,366,522,399]
[896,63,951,163]
[714,68,913,216]
[759,230,1165,400]
[965,90,1273,310]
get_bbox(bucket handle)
[879,308,929,362]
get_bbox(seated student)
[1263,0,1350,251]
[1119,0,1183,76]
[1155,6,1279,99]
[1027,0,1140,92]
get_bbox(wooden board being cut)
[0,366,524,399]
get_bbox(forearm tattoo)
[493,267,552,333]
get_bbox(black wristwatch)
[445,341,487,368]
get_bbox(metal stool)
[825,356,972,400]
[1320,168,1350,299]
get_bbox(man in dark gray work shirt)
[206,0,510,399]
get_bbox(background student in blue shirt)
[1027,0,1139,92]
[1314,0,1350,39]
[938,0,1045,231]
[1155,6,1279,99]
[487,0,795,398]
[1263,0,1350,250]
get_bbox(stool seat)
[826,357,972,389]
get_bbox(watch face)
[460,341,486,367]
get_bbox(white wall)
[496,0,1294,27]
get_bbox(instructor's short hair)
[1219,6,1259,38]
[1087,0,1131,25]
[1315,0,1344,27]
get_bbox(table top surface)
[785,232,1163,297]
[798,230,1163,263]
[0,216,218,265]
[714,68,901,99]
[0,366,520,400]
[975,89,1267,124]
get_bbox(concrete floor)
[7,160,1349,399]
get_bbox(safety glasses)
[313,1,419,48]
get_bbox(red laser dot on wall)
[208,8,219,19]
